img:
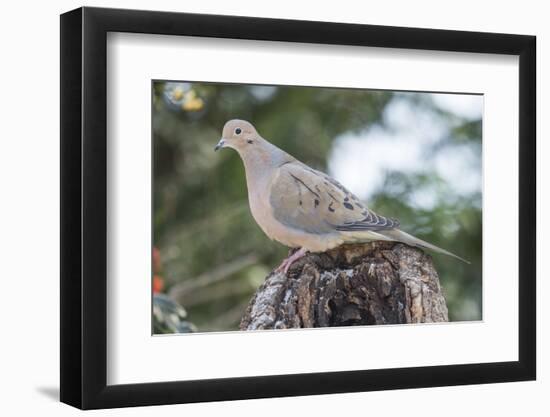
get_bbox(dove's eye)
[235,128,242,135]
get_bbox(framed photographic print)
[60,6,536,409]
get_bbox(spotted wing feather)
[269,162,399,234]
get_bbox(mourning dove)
[215,119,468,273]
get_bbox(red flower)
[153,248,164,293]
[153,275,164,294]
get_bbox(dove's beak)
[214,138,225,152]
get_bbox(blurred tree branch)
[169,253,259,302]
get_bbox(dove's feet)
[275,247,308,275]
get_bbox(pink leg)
[275,247,308,275]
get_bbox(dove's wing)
[269,162,399,234]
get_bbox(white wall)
[0,0,545,415]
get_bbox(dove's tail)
[377,229,470,264]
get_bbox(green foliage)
[153,81,482,332]
[153,294,197,334]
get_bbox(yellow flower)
[182,97,204,112]
[171,87,184,101]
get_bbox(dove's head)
[215,119,260,152]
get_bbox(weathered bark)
[240,242,448,330]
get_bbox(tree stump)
[240,242,448,330]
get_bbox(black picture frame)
[60,6,536,410]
